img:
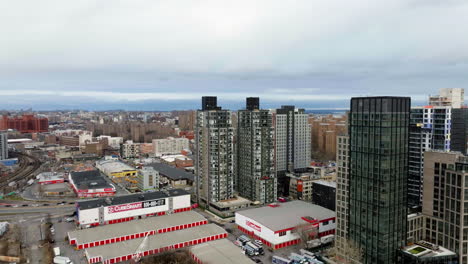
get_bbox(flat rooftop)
[149,162,195,181]
[70,170,113,191]
[191,239,254,264]
[69,211,205,245]
[312,180,337,188]
[77,189,189,210]
[97,160,135,173]
[402,242,457,258]
[236,200,335,232]
[85,224,226,261]
[37,172,65,181]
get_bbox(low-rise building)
[150,162,194,187]
[190,239,254,264]
[288,173,321,201]
[69,170,116,198]
[37,172,65,185]
[236,200,335,250]
[96,159,138,178]
[75,189,191,227]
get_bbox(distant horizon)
[0,98,432,112]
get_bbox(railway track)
[0,152,41,189]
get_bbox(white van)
[53,256,73,264]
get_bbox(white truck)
[53,256,72,264]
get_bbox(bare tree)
[295,223,319,248]
[334,238,363,264]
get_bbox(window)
[279,231,286,236]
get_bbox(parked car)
[254,240,263,246]
[65,217,74,222]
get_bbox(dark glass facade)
[349,97,410,264]
[451,108,468,155]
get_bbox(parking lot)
[50,216,88,264]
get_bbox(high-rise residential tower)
[275,106,311,196]
[429,88,464,108]
[0,132,7,160]
[237,98,276,204]
[408,106,451,208]
[422,151,468,263]
[195,97,235,207]
[335,134,350,263]
[348,97,410,264]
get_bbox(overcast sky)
[1,0,468,110]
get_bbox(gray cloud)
[0,0,467,109]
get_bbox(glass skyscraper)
[348,97,410,264]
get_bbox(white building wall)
[78,208,100,226]
[78,194,191,225]
[103,202,169,221]
[172,194,191,209]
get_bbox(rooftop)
[402,241,457,259]
[77,189,189,210]
[85,224,226,261]
[312,180,337,188]
[236,200,335,232]
[96,159,135,173]
[149,163,194,181]
[37,172,65,181]
[191,239,254,264]
[69,211,205,245]
[70,170,114,191]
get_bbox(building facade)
[422,151,468,263]
[311,180,336,212]
[451,108,468,155]
[237,97,276,204]
[310,115,347,160]
[429,88,464,108]
[275,106,311,196]
[121,140,140,159]
[195,97,235,206]
[0,132,7,160]
[335,135,350,263]
[138,166,159,191]
[153,137,189,156]
[348,97,410,264]
[0,114,48,133]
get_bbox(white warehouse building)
[76,189,191,228]
[153,137,189,157]
[235,200,335,250]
